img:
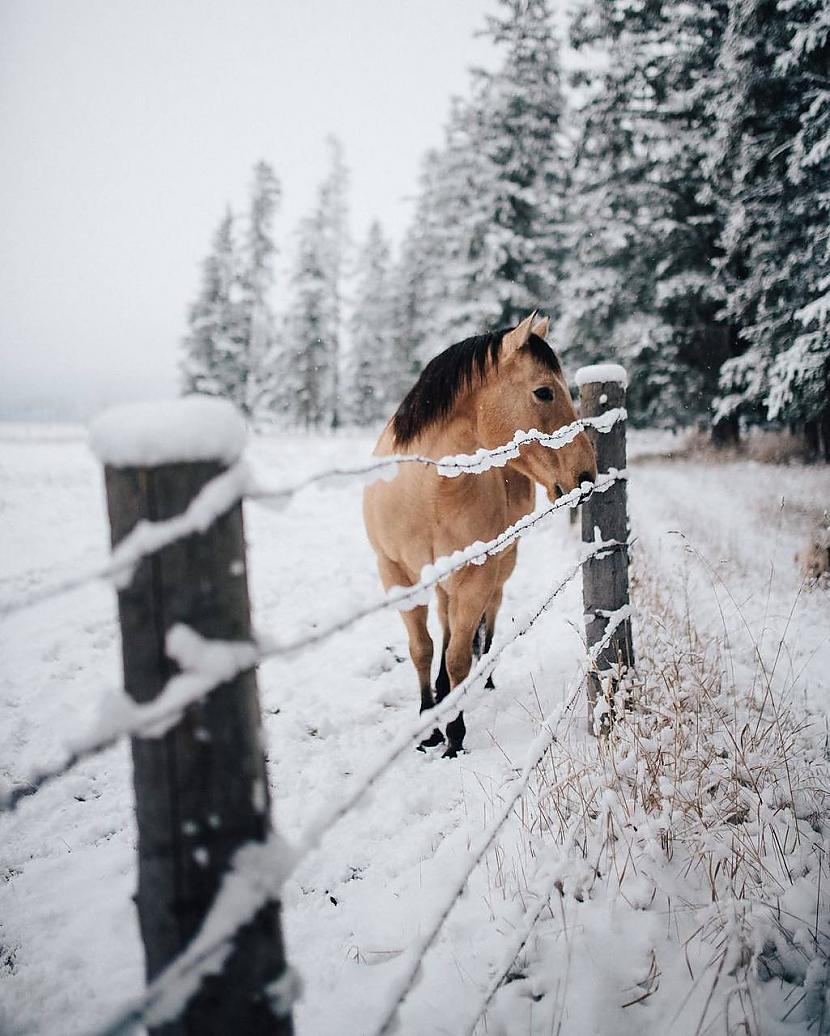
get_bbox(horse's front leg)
[376,556,443,749]
[399,603,444,749]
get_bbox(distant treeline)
[181,0,829,456]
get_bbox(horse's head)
[476,312,597,500]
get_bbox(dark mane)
[392,329,561,446]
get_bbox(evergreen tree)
[395,0,568,364]
[445,0,569,337]
[277,138,350,428]
[762,0,830,453]
[707,0,829,455]
[238,160,281,416]
[561,0,732,426]
[343,222,397,424]
[395,107,482,365]
[180,208,245,402]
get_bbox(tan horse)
[363,313,597,756]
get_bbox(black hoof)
[485,674,495,690]
[442,744,463,759]
[417,728,445,751]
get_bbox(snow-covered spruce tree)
[180,207,246,402]
[394,103,484,366]
[450,0,569,336]
[561,0,732,427]
[342,221,398,425]
[708,0,829,453]
[279,138,350,429]
[238,160,281,418]
[764,0,830,457]
[393,0,568,363]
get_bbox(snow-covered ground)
[1,424,828,1035]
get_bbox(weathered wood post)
[577,365,635,734]
[90,397,293,1035]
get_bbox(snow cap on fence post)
[89,395,247,468]
[575,363,628,389]
[577,364,634,735]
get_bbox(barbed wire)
[370,614,627,1036]
[0,410,624,622]
[256,471,625,658]
[461,824,586,1036]
[0,461,251,620]
[69,542,627,1036]
[0,479,625,816]
[2,412,632,1032]
[247,409,626,506]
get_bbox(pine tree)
[238,160,281,417]
[279,139,350,428]
[343,222,398,424]
[764,0,830,454]
[707,0,829,454]
[561,0,732,427]
[445,0,569,336]
[395,107,482,366]
[180,208,245,402]
[394,0,569,364]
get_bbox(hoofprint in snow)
[1,423,829,1035]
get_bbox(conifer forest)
[182,0,829,446]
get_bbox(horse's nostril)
[577,470,594,486]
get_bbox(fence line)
[70,542,626,1036]
[0,480,624,817]
[371,675,601,1036]
[248,409,626,505]
[4,383,633,1033]
[0,411,624,623]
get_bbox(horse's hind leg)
[435,585,451,703]
[443,569,497,757]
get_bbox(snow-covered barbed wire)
[85,833,296,1036]
[68,540,627,1036]
[0,413,624,621]
[369,613,629,1036]
[0,461,251,620]
[247,409,626,507]
[0,481,624,816]
[0,628,260,814]
[259,472,626,660]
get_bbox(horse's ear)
[532,315,550,339]
[502,311,537,358]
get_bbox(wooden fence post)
[91,398,293,1035]
[577,366,635,734]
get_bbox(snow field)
[1,426,829,1035]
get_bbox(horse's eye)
[533,387,554,401]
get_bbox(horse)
[363,312,597,757]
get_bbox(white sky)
[0,0,505,418]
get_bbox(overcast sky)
[1,0,506,419]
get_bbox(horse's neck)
[407,409,480,459]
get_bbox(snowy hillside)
[1,425,828,1035]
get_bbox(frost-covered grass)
[484,559,830,1034]
[1,424,828,1035]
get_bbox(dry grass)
[511,558,830,1033]
[635,427,818,467]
